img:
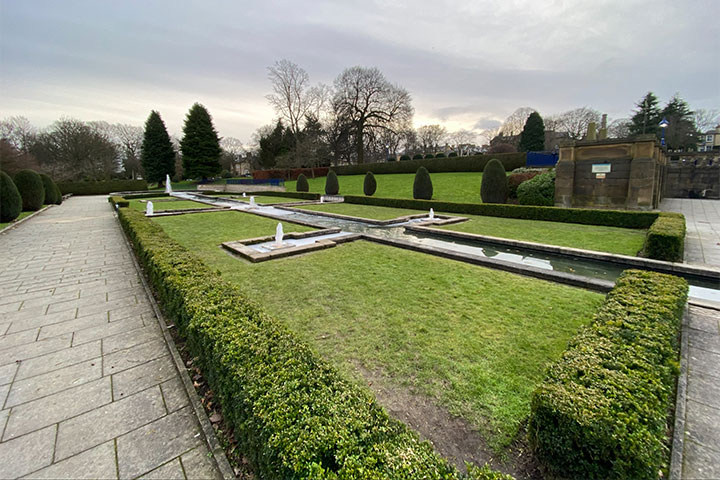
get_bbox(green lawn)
[296,203,429,221]
[439,214,647,256]
[0,211,35,230]
[148,180,198,191]
[287,172,486,203]
[153,211,603,450]
[128,198,213,212]
[225,194,309,204]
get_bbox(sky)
[1,0,718,144]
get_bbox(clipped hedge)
[413,166,433,200]
[57,179,148,195]
[14,169,45,211]
[645,213,686,262]
[480,159,507,204]
[296,173,309,192]
[116,206,509,480]
[517,170,555,206]
[1,171,22,222]
[325,170,339,195]
[108,195,129,208]
[363,171,377,196]
[39,174,60,205]
[528,270,688,479]
[333,152,526,176]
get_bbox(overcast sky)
[1,0,718,144]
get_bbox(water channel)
[172,192,720,304]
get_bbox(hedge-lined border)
[116,205,512,480]
[332,152,527,176]
[645,213,686,262]
[108,195,129,208]
[59,179,148,195]
[528,270,688,479]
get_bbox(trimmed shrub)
[413,166,433,200]
[400,154,411,161]
[39,174,59,205]
[1,171,22,222]
[52,183,63,204]
[108,195,129,208]
[333,152,526,176]
[424,153,435,159]
[435,152,446,158]
[448,152,458,157]
[57,179,148,195]
[220,170,232,178]
[116,206,508,480]
[14,169,44,211]
[325,169,339,195]
[296,173,309,192]
[363,171,377,196]
[413,154,424,160]
[645,213,685,262]
[508,171,542,199]
[481,159,508,204]
[529,270,688,479]
[517,170,555,206]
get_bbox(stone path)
[659,199,720,479]
[660,198,720,267]
[0,197,223,479]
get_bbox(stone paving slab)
[0,196,224,479]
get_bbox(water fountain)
[320,196,324,203]
[428,208,434,221]
[145,201,154,216]
[165,174,172,194]
[273,222,285,248]
[242,192,246,197]
[249,196,257,208]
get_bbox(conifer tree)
[661,94,699,150]
[141,111,175,185]
[181,103,222,180]
[519,112,545,152]
[629,92,661,136]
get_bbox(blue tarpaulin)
[526,152,558,167]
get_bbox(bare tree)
[607,118,632,138]
[220,136,246,174]
[332,66,413,164]
[0,116,36,154]
[478,125,501,146]
[266,60,320,139]
[554,107,601,139]
[416,125,447,153]
[500,107,536,136]
[448,129,477,155]
[694,108,720,132]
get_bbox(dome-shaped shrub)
[39,174,59,205]
[325,170,339,195]
[435,152,446,158]
[517,170,556,206]
[413,166,433,200]
[448,152,458,157]
[1,171,22,222]
[363,171,377,196]
[412,154,423,160]
[424,154,435,159]
[14,169,45,211]
[53,183,63,204]
[400,154,411,161]
[480,159,508,204]
[296,173,309,192]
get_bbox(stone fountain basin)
[222,228,360,262]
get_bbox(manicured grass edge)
[116,205,511,480]
[528,270,688,479]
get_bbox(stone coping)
[222,228,361,263]
[406,225,720,281]
[281,205,466,226]
[145,207,231,217]
[669,307,690,480]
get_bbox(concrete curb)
[670,307,690,480]
[0,204,54,234]
[112,206,236,480]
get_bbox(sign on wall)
[591,163,612,174]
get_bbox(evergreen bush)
[435,152,446,158]
[400,154,411,161]
[325,170,339,195]
[52,183,63,204]
[363,171,377,196]
[412,154,423,160]
[39,174,59,205]
[517,170,555,206]
[296,173,309,192]
[424,153,435,159]
[13,169,45,211]
[0,171,22,222]
[448,152,458,157]
[518,111,545,152]
[481,159,508,204]
[221,170,232,179]
[413,166,433,200]
[508,171,542,199]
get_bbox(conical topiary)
[13,169,45,211]
[1,171,22,222]
[296,173,309,192]
[325,170,339,195]
[413,166,433,200]
[481,159,508,204]
[39,173,59,205]
[363,171,377,196]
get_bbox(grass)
[128,198,213,212]
[287,172,486,203]
[148,180,198,191]
[223,194,309,204]
[439,213,647,256]
[0,211,36,230]
[295,203,429,220]
[153,210,603,450]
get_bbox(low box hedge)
[107,195,129,208]
[58,179,148,195]
[116,206,510,480]
[333,152,526,176]
[528,270,688,479]
[645,213,686,262]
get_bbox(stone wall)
[664,155,720,198]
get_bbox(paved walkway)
[0,197,223,479]
[660,199,720,479]
[660,198,720,267]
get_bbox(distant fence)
[227,178,285,187]
[527,152,559,167]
